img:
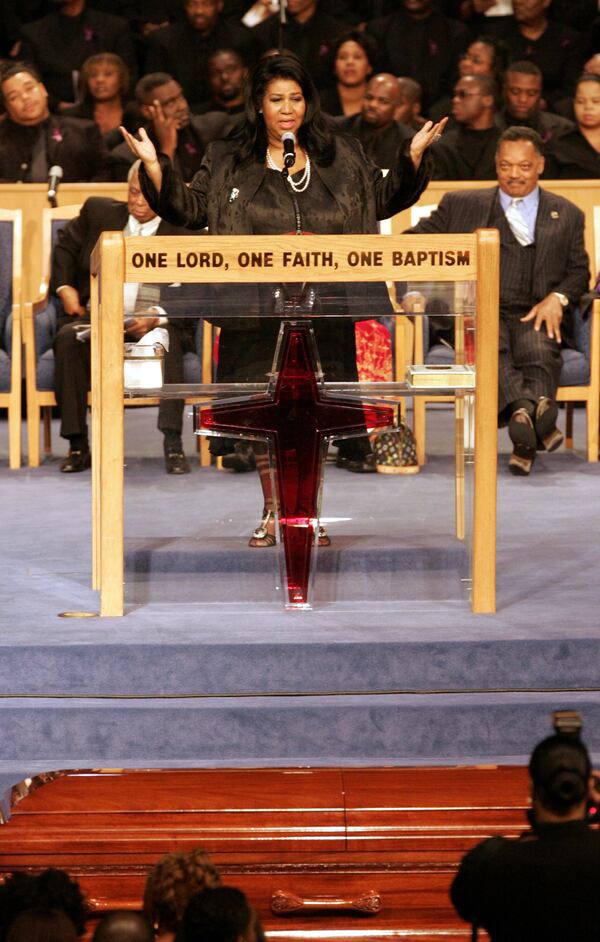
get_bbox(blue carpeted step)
[2,690,600,791]
[124,537,467,574]
[1,635,600,697]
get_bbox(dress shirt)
[499,186,540,242]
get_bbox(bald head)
[362,73,402,130]
[583,54,600,77]
[92,912,154,942]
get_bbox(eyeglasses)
[453,89,480,99]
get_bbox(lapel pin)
[229,187,240,203]
[551,211,559,219]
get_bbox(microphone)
[47,165,63,205]
[282,131,296,169]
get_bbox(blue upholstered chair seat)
[0,349,10,391]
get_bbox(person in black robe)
[335,73,413,169]
[145,0,259,108]
[18,0,138,111]
[431,73,501,181]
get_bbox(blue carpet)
[1,407,600,807]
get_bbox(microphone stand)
[281,166,302,235]
[278,0,287,52]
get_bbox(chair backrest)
[0,210,22,352]
[38,204,83,298]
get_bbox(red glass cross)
[200,322,395,608]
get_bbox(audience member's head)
[459,35,508,86]
[135,73,191,130]
[286,0,318,22]
[183,0,223,34]
[176,887,254,942]
[574,73,600,134]
[207,50,248,109]
[583,54,600,78]
[452,74,496,129]
[362,74,402,131]
[395,77,423,129]
[329,30,376,90]
[0,62,49,126]
[127,160,157,223]
[529,733,592,820]
[0,869,87,940]
[78,53,130,106]
[401,0,434,18]
[92,911,154,942]
[495,126,545,197]
[5,908,77,942]
[513,0,549,28]
[143,848,221,936]
[503,61,544,122]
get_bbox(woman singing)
[120,53,445,547]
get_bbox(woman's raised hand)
[409,116,449,169]
[119,125,158,165]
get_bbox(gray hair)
[127,159,142,182]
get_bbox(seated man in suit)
[0,62,110,183]
[53,161,197,474]
[409,126,590,475]
[336,73,413,169]
[108,72,237,182]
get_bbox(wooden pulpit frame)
[90,231,499,616]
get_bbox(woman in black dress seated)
[120,54,445,546]
[553,74,600,178]
[319,30,377,118]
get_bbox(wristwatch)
[553,292,569,308]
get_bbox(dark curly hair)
[143,848,222,933]
[0,870,88,940]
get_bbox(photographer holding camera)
[451,724,600,940]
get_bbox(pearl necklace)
[266,148,311,193]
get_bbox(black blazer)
[0,115,110,183]
[51,197,192,309]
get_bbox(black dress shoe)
[508,408,536,476]
[534,397,563,452]
[222,442,256,473]
[165,451,190,474]
[335,453,377,473]
[60,449,91,473]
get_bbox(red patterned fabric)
[355,319,393,383]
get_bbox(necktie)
[505,198,532,246]
[29,127,48,182]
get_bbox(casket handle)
[271,890,381,914]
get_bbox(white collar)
[125,214,161,237]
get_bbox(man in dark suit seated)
[53,161,197,474]
[431,73,501,181]
[0,62,110,183]
[409,126,590,476]
[108,72,236,182]
[495,61,574,147]
[145,0,259,110]
[335,73,412,169]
